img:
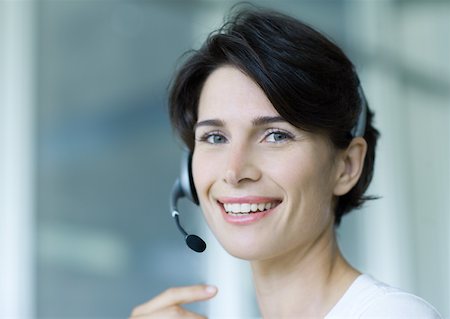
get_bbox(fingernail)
[205,285,217,294]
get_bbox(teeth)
[231,203,240,213]
[241,203,251,213]
[223,202,278,214]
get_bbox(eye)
[207,134,227,144]
[197,131,228,144]
[264,130,294,143]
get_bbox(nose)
[223,145,261,186]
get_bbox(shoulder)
[326,274,442,319]
[361,291,442,318]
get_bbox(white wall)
[0,1,36,318]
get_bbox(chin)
[216,235,278,261]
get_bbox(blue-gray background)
[1,1,449,318]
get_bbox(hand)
[129,284,218,318]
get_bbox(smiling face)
[192,66,340,261]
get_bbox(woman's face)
[192,66,339,261]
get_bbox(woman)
[130,7,442,318]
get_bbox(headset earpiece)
[179,150,199,205]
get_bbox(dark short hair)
[168,7,380,225]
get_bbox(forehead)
[198,66,279,119]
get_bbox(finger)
[130,305,207,319]
[132,285,217,316]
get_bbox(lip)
[216,196,282,225]
[217,196,281,204]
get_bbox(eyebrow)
[194,116,287,130]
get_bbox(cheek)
[192,150,216,202]
[268,149,335,211]
[261,150,316,190]
[192,151,222,231]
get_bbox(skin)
[130,66,367,318]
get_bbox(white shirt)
[325,274,442,318]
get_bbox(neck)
[250,223,360,318]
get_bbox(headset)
[170,151,204,252]
[170,83,368,253]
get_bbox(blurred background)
[1,0,449,318]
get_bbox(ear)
[333,137,368,196]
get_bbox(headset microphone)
[170,152,206,253]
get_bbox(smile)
[222,202,279,215]
[216,197,282,224]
